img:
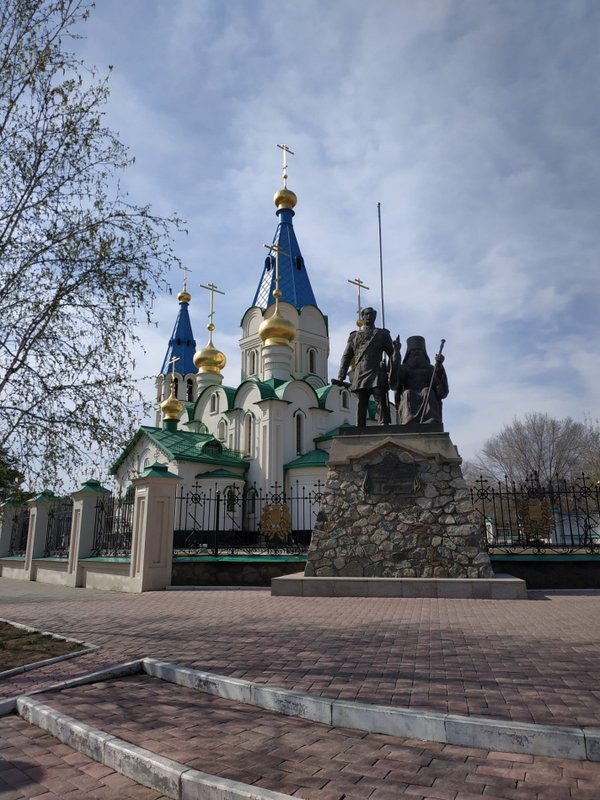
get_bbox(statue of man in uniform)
[390,335,449,425]
[332,307,393,426]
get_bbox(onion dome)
[161,381,184,421]
[273,187,297,211]
[177,288,191,304]
[193,324,227,374]
[258,305,296,346]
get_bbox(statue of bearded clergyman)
[390,335,449,425]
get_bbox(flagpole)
[377,202,385,329]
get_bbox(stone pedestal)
[304,430,494,580]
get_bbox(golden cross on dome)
[179,265,192,292]
[199,282,225,335]
[348,277,370,328]
[276,143,294,188]
[167,355,180,379]
[264,242,290,309]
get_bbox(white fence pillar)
[24,491,57,580]
[130,463,181,592]
[67,479,111,587]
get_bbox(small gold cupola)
[161,356,184,431]
[193,282,227,385]
[193,325,227,374]
[259,242,296,347]
[161,381,184,420]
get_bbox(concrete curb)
[142,657,600,761]
[7,655,600,763]
[0,616,99,680]
[270,571,528,599]
[15,695,296,800]
[0,659,145,718]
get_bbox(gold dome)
[193,341,227,374]
[161,388,184,421]
[177,289,191,303]
[273,187,297,211]
[259,308,296,346]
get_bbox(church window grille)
[186,379,194,402]
[173,377,179,398]
[210,393,219,413]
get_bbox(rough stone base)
[305,431,494,580]
[272,572,528,599]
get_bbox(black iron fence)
[8,506,30,556]
[174,481,324,555]
[92,493,134,557]
[471,473,600,553]
[44,498,74,557]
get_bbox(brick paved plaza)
[1,578,600,798]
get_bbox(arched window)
[186,378,194,402]
[249,349,257,375]
[295,413,304,456]
[210,393,219,413]
[244,415,254,457]
[217,420,227,441]
[173,377,179,398]
[308,348,317,374]
[341,391,349,410]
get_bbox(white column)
[129,463,181,592]
[24,492,56,580]
[67,479,112,587]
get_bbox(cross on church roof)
[348,277,370,328]
[277,143,294,188]
[199,282,225,333]
[179,265,192,293]
[167,355,180,378]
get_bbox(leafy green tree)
[0,0,183,489]
[0,446,25,502]
[474,413,600,485]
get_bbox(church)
[111,155,374,508]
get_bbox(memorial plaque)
[364,452,420,501]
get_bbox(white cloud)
[74,0,600,463]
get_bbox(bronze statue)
[390,335,448,425]
[332,307,393,426]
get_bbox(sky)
[74,0,600,462]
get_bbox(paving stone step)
[23,673,600,799]
[0,714,171,800]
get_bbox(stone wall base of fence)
[271,571,528,599]
[0,558,28,581]
[172,555,307,586]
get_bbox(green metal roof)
[194,469,245,480]
[313,422,354,443]
[284,449,329,470]
[111,426,249,474]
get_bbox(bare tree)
[474,413,600,484]
[0,1,183,489]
